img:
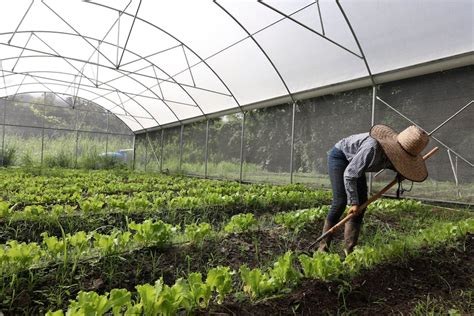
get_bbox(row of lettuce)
[0,177,331,222]
[45,218,473,315]
[1,206,330,276]
[0,199,429,277]
[0,168,329,205]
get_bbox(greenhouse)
[0,0,473,315]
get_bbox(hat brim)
[370,124,428,182]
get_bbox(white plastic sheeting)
[0,0,472,131]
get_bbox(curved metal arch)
[1,65,199,107]
[0,31,192,125]
[0,30,210,124]
[335,0,375,86]
[0,54,166,127]
[2,91,134,135]
[1,81,155,131]
[85,1,245,114]
[214,0,295,104]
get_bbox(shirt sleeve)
[343,145,375,205]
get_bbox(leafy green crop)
[274,206,328,231]
[224,213,258,233]
[184,222,213,244]
[240,251,300,300]
[206,266,233,304]
[93,230,132,255]
[45,288,131,316]
[129,219,178,247]
[298,251,343,281]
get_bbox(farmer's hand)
[348,205,359,215]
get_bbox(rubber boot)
[317,220,334,252]
[344,221,362,255]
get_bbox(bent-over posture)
[319,125,429,254]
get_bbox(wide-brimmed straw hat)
[370,125,429,182]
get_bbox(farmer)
[318,125,429,254]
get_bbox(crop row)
[46,218,474,315]
[1,199,430,277]
[0,207,329,276]
[0,187,329,221]
[0,169,329,208]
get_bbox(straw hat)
[370,125,429,182]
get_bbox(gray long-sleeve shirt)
[335,132,394,205]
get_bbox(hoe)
[308,146,439,251]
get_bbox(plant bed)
[203,234,473,315]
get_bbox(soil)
[1,223,325,315]
[2,211,471,315]
[203,234,473,315]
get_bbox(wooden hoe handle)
[312,146,439,246]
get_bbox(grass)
[3,133,133,169]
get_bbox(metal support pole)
[40,93,46,167]
[131,134,136,170]
[74,107,79,168]
[239,112,246,182]
[144,132,148,172]
[455,156,460,198]
[179,124,184,172]
[428,100,473,136]
[369,85,376,194]
[204,120,209,178]
[160,129,164,172]
[1,98,6,167]
[289,101,296,184]
[447,150,460,198]
[105,111,109,156]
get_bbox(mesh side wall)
[76,132,106,169]
[162,126,181,173]
[43,129,76,168]
[4,126,42,166]
[134,135,147,171]
[292,87,373,188]
[373,65,474,202]
[207,114,243,180]
[242,104,292,184]
[182,121,207,176]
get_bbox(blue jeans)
[326,147,368,225]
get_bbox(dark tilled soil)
[204,234,473,315]
[1,223,325,315]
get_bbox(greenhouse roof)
[0,0,472,132]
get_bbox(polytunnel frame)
[0,1,472,201]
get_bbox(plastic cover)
[0,0,471,131]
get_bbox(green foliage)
[79,198,105,213]
[224,213,258,233]
[369,198,425,213]
[187,272,212,308]
[239,251,300,300]
[136,278,192,316]
[184,222,212,244]
[129,219,178,247]
[0,146,16,166]
[206,266,233,304]
[47,289,131,316]
[41,232,66,259]
[298,251,343,281]
[44,151,74,168]
[0,200,12,218]
[0,240,43,274]
[93,230,132,255]
[274,206,328,231]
